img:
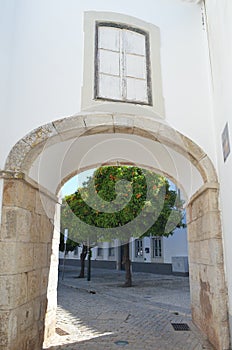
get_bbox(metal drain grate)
[171,323,190,331]
[114,340,129,346]
[55,327,70,336]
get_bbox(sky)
[61,169,95,197]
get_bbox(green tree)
[62,166,185,286]
[61,201,89,278]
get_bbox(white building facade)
[1,1,232,349]
[62,227,188,275]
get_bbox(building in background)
[60,176,189,275]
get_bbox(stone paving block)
[43,268,215,350]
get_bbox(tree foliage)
[61,166,185,245]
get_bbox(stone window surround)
[81,11,165,119]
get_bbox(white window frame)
[135,238,143,259]
[152,237,163,259]
[81,11,164,118]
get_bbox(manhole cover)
[114,340,129,346]
[55,327,69,336]
[171,323,190,331]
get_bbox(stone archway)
[0,113,230,350]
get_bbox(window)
[95,23,152,105]
[152,237,162,258]
[109,247,115,257]
[135,239,143,258]
[82,12,164,117]
[97,247,103,257]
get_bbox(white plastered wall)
[163,228,188,264]
[0,0,216,173]
[204,0,232,335]
[29,132,203,199]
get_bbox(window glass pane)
[98,74,121,99]
[126,54,146,79]
[109,247,115,256]
[99,49,120,76]
[96,24,150,105]
[124,30,146,55]
[126,78,148,102]
[152,238,162,257]
[99,26,120,51]
[155,239,158,249]
[135,239,143,257]
[98,247,103,256]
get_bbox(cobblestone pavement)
[43,267,214,350]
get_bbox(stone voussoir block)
[113,114,135,134]
[180,134,206,162]
[23,123,59,149]
[157,123,186,151]
[4,140,32,172]
[53,114,86,141]
[198,156,218,183]
[134,115,160,134]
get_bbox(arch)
[56,162,189,201]
[0,113,230,350]
[5,113,217,186]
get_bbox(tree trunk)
[78,245,88,278]
[87,247,92,281]
[123,242,132,287]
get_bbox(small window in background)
[135,239,143,258]
[152,237,162,258]
[109,247,115,257]
[95,23,152,105]
[97,247,103,257]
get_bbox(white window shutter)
[96,24,150,104]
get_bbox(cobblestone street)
[43,267,214,350]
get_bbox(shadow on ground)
[43,267,214,350]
